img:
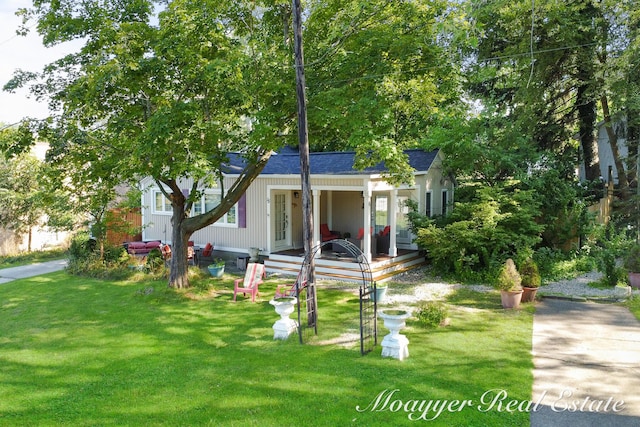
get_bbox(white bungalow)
[139,148,454,282]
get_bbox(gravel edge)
[380,267,639,306]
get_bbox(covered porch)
[267,185,419,262]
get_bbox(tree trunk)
[577,85,600,182]
[169,194,190,289]
[601,95,631,199]
[164,151,273,289]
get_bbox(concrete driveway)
[0,259,68,284]
[531,298,640,426]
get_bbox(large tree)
[0,126,74,252]
[302,0,465,185]
[6,0,294,288]
[467,0,640,194]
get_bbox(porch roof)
[223,149,438,176]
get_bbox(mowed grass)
[0,271,534,426]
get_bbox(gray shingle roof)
[225,149,438,176]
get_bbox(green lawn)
[0,271,534,426]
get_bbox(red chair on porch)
[320,223,340,241]
[233,263,266,302]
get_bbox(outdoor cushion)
[128,242,146,250]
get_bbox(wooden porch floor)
[264,248,426,283]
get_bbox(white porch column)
[389,190,398,257]
[362,189,372,262]
[326,190,333,229]
[313,189,321,250]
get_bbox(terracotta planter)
[500,289,523,309]
[521,287,539,303]
[629,272,640,289]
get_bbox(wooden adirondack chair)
[233,263,266,302]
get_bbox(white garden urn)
[269,297,298,340]
[379,309,411,360]
[248,247,260,262]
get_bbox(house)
[139,148,454,282]
[579,118,632,185]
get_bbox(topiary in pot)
[520,258,541,303]
[496,258,523,309]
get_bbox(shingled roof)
[224,149,438,176]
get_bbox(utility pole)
[292,0,316,329]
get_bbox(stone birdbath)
[269,297,298,340]
[379,308,411,360]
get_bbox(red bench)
[127,241,162,255]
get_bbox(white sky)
[0,0,81,126]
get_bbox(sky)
[0,0,81,126]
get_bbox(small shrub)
[496,258,522,291]
[415,301,449,328]
[146,248,165,270]
[68,231,97,261]
[519,258,541,288]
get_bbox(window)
[397,196,411,240]
[153,190,172,214]
[375,195,388,234]
[441,190,448,216]
[425,191,432,217]
[192,192,238,227]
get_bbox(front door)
[272,191,291,251]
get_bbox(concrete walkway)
[531,298,640,426]
[0,259,68,284]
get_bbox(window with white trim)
[153,190,172,214]
[425,191,432,217]
[192,191,238,227]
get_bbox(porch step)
[264,251,426,283]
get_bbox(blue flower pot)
[207,265,225,278]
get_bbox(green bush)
[68,231,97,261]
[415,301,449,328]
[146,248,165,271]
[410,183,542,281]
[591,224,629,287]
[519,258,541,288]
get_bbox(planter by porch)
[269,297,298,340]
[207,264,225,278]
[500,289,523,309]
[370,284,387,303]
[379,309,411,360]
[248,247,260,262]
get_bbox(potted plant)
[496,258,523,309]
[368,282,387,303]
[207,258,225,277]
[624,243,640,289]
[520,258,541,303]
